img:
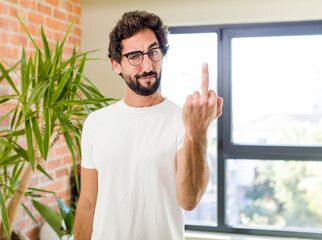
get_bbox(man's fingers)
[193,91,201,100]
[217,97,224,109]
[216,97,224,117]
[208,89,217,99]
[201,63,209,96]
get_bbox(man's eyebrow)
[124,42,159,55]
[148,42,158,49]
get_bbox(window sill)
[185,231,317,240]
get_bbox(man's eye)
[149,50,158,56]
[128,53,141,60]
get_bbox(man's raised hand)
[182,63,223,139]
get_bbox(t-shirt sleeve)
[81,114,96,169]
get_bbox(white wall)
[82,0,322,99]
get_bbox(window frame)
[168,20,322,239]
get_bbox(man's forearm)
[74,204,95,240]
[176,133,209,211]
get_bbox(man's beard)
[122,70,161,96]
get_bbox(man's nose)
[140,54,153,72]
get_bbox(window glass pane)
[226,159,322,232]
[161,33,218,226]
[232,35,322,146]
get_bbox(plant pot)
[40,222,58,240]
[39,222,73,240]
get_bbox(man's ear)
[111,58,122,74]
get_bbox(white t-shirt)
[81,98,185,240]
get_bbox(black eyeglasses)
[122,47,164,66]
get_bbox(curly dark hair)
[108,10,169,63]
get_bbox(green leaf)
[0,154,21,166]
[37,50,44,82]
[31,116,43,157]
[37,164,54,181]
[0,139,13,149]
[11,161,19,177]
[53,98,115,107]
[31,51,37,87]
[79,81,104,98]
[24,81,47,117]
[26,193,43,198]
[0,98,10,104]
[0,108,15,123]
[22,202,39,225]
[16,111,24,130]
[9,141,29,160]
[43,108,51,160]
[50,41,61,76]
[28,187,55,194]
[57,198,71,216]
[44,49,53,77]
[37,81,49,106]
[21,58,32,105]
[0,148,13,166]
[64,122,81,138]
[75,54,86,83]
[21,47,26,92]
[10,102,19,130]
[3,184,15,196]
[25,119,35,169]
[76,84,107,109]
[0,60,20,83]
[59,17,76,52]
[17,15,38,49]
[57,198,74,234]
[51,68,72,103]
[32,200,63,238]
[47,76,55,105]
[56,49,99,72]
[0,129,25,138]
[63,212,74,234]
[59,118,79,192]
[0,192,11,239]
[0,94,18,99]
[77,72,104,95]
[0,62,20,96]
[41,26,51,59]
[23,110,37,122]
[11,162,24,184]
[74,136,81,157]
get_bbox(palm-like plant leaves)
[0,16,116,238]
[32,200,63,238]
[0,192,11,239]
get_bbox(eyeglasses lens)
[128,48,163,66]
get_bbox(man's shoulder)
[164,98,182,114]
[85,101,122,124]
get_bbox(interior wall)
[82,0,322,99]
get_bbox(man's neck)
[124,90,165,108]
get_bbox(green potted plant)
[0,17,115,239]
[32,196,75,240]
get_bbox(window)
[231,35,322,146]
[161,21,322,239]
[162,32,218,226]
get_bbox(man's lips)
[137,72,157,82]
[139,75,155,81]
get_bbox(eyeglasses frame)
[122,47,164,66]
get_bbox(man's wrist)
[185,131,207,144]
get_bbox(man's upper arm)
[79,167,98,208]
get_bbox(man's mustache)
[136,71,157,80]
